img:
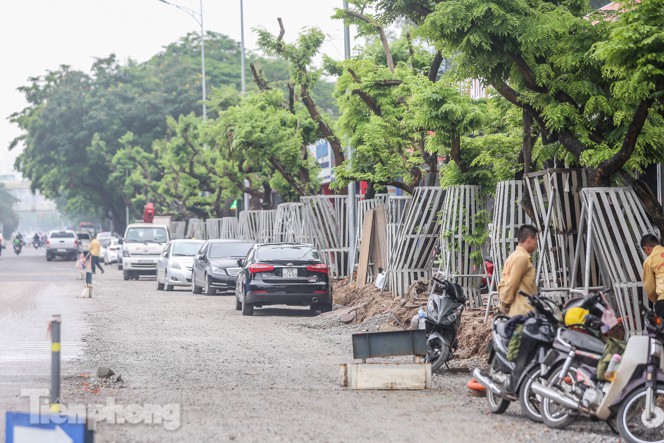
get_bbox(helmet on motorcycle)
[565,306,589,327]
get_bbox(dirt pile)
[331,279,491,360]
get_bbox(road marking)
[0,342,83,361]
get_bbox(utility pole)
[343,0,356,276]
[240,0,246,94]
[158,0,207,120]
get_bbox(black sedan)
[235,243,333,316]
[191,239,255,295]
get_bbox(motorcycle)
[423,277,466,372]
[533,302,664,443]
[473,291,565,422]
[33,239,40,249]
[13,243,22,256]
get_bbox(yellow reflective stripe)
[52,343,61,352]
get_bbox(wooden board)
[372,205,388,275]
[356,209,375,289]
[339,363,432,390]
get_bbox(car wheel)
[123,270,130,281]
[312,302,332,313]
[204,275,216,296]
[192,273,203,294]
[156,272,164,290]
[46,253,52,262]
[235,296,242,311]
[242,295,254,316]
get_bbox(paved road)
[1,249,619,442]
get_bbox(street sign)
[5,412,93,443]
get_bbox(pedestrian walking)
[88,234,104,274]
[84,252,93,286]
[641,234,664,319]
[497,224,538,317]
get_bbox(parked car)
[192,240,255,295]
[76,231,92,253]
[234,243,332,315]
[103,238,121,265]
[46,230,79,261]
[157,239,205,291]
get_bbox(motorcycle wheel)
[427,336,450,373]
[519,367,544,423]
[617,385,664,443]
[541,365,579,429]
[486,356,510,414]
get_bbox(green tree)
[0,183,19,238]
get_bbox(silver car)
[156,239,205,291]
[103,238,121,264]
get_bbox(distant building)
[0,173,62,231]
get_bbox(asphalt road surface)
[1,247,619,442]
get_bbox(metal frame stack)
[238,210,261,241]
[257,210,277,243]
[386,196,412,267]
[525,169,593,305]
[205,218,222,240]
[220,217,239,239]
[386,187,446,297]
[186,219,206,240]
[571,188,656,336]
[301,195,351,279]
[273,203,311,243]
[169,221,186,240]
[437,185,486,309]
[485,180,532,319]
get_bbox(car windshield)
[255,245,319,261]
[77,233,91,240]
[100,238,113,247]
[125,227,168,244]
[50,232,75,238]
[172,241,205,256]
[208,242,254,259]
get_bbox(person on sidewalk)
[88,234,104,274]
[498,224,538,317]
[641,234,664,319]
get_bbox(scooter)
[13,243,22,256]
[473,292,565,422]
[33,239,40,249]
[533,304,664,443]
[423,277,466,372]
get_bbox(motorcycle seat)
[494,317,511,339]
[560,329,605,355]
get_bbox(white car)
[103,238,121,264]
[76,231,92,253]
[156,239,205,291]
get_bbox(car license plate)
[57,249,66,252]
[138,259,153,264]
[283,268,298,279]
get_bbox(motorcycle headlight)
[170,262,181,269]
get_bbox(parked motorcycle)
[534,303,664,443]
[474,291,566,422]
[423,277,466,372]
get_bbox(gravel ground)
[54,268,620,443]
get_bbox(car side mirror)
[237,258,244,267]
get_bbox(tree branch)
[428,51,443,82]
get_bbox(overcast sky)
[0,0,349,175]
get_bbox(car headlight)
[122,248,130,257]
[170,262,181,269]
[211,266,226,275]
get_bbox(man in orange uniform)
[498,225,538,316]
[641,234,664,319]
